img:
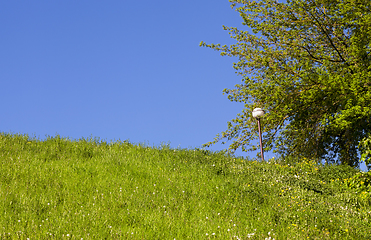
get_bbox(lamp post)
[252,108,265,161]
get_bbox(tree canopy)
[201,0,371,168]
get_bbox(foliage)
[1,133,371,239]
[344,171,371,197]
[200,0,371,167]
[360,135,371,168]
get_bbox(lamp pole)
[252,108,265,161]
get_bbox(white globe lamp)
[252,108,265,119]
[252,107,265,161]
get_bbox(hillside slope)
[0,133,371,239]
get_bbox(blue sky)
[0,1,366,170]
[1,1,259,156]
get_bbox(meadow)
[1,133,371,239]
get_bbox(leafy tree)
[201,0,371,168]
[360,136,371,168]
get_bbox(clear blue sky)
[0,1,255,156]
[0,1,366,170]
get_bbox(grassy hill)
[1,133,371,239]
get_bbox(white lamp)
[252,107,265,161]
[252,108,265,119]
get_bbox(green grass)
[1,133,371,239]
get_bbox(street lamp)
[252,108,265,161]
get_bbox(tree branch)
[308,11,349,67]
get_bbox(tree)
[201,0,371,168]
